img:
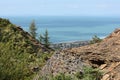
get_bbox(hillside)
[40,28,120,80]
[0,18,53,80]
[1,18,120,80]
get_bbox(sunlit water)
[2,16,120,43]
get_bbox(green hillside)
[0,18,53,80]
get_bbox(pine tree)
[90,35,102,44]
[38,34,44,43]
[43,29,50,48]
[29,20,37,39]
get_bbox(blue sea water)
[2,16,120,43]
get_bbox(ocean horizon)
[1,16,120,43]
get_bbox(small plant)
[51,73,73,80]
[75,66,103,80]
[39,73,73,80]
[39,66,102,80]
[89,35,102,44]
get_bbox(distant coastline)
[50,35,106,49]
[3,16,119,43]
[50,40,90,49]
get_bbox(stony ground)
[38,28,120,80]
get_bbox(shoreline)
[53,40,90,44]
[50,40,90,49]
[52,35,106,44]
[50,35,106,49]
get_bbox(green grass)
[38,66,102,80]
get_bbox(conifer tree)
[90,35,102,44]
[29,20,37,39]
[38,34,44,43]
[38,29,50,47]
[43,29,50,48]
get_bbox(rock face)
[40,28,120,80]
[41,51,86,76]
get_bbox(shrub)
[38,67,102,80]
[0,18,11,27]
[0,18,53,80]
[75,66,103,80]
[51,73,73,80]
[39,73,74,80]
[0,43,33,80]
[89,35,102,44]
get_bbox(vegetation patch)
[39,66,102,80]
[0,18,53,80]
[89,35,102,44]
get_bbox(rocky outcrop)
[41,51,87,76]
[39,28,120,80]
[100,62,120,80]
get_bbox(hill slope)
[40,28,120,80]
[0,18,53,80]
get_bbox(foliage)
[43,29,50,47]
[39,73,74,80]
[39,66,102,80]
[0,18,11,27]
[75,66,103,80]
[0,18,53,80]
[39,29,50,48]
[29,20,37,39]
[38,34,44,43]
[0,43,33,80]
[51,73,73,80]
[0,42,53,80]
[89,35,102,44]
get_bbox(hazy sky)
[0,0,120,16]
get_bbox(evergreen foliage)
[0,18,11,27]
[38,34,44,43]
[39,29,50,48]
[29,20,37,39]
[0,18,53,80]
[43,29,50,48]
[89,35,102,44]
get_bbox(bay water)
[2,16,120,43]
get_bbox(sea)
[1,16,120,43]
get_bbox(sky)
[0,0,120,16]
